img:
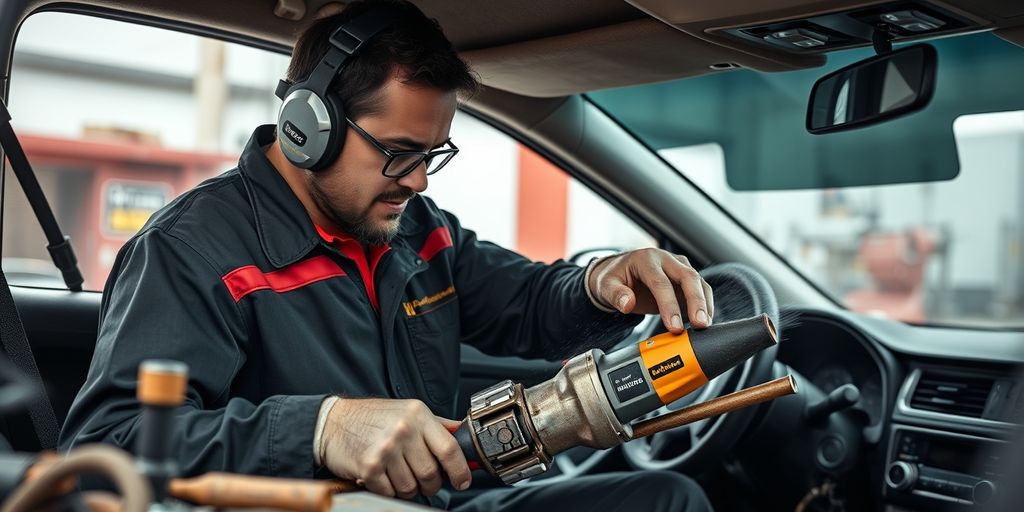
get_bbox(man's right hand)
[320,398,472,499]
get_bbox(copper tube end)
[629,375,798,439]
[137,359,188,407]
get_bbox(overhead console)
[626,0,1024,71]
[720,3,973,54]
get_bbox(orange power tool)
[450,314,784,484]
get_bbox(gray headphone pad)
[276,88,347,171]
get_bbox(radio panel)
[885,425,1004,507]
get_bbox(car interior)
[2,0,1024,511]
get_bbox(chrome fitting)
[465,380,550,484]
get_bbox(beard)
[309,180,413,246]
[344,210,402,246]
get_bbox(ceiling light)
[765,29,828,48]
[880,10,945,32]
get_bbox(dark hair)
[286,0,479,120]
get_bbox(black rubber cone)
[689,313,777,380]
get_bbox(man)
[60,1,714,510]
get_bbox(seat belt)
[0,269,59,449]
[0,97,76,448]
[0,97,83,291]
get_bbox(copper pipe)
[81,492,125,512]
[168,472,335,512]
[325,479,362,493]
[23,452,76,497]
[630,375,798,439]
[1,445,151,512]
[20,451,366,511]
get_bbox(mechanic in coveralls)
[60,1,715,509]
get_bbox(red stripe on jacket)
[222,255,346,302]
[314,224,391,312]
[420,226,454,262]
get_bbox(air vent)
[910,371,994,418]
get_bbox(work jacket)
[59,125,640,479]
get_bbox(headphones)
[275,8,397,171]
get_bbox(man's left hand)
[588,248,714,334]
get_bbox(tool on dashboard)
[451,313,798,484]
[5,358,350,512]
[137,361,349,511]
[136,359,188,503]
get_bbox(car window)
[1,12,286,290]
[1,12,653,290]
[590,32,1024,329]
[431,111,656,264]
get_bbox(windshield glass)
[590,32,1024,329]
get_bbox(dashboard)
[761,308,1024,510]
[778,314,889,442]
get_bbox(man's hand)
[588,248,714,334]
[321,398,471,499]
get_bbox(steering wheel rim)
[620,262,780,473]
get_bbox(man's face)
[308,74,457,245]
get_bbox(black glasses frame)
[345,117,459,178]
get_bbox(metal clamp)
[465,380,550,484]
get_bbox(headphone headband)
[276,7,398,170]
[305,7,397,97]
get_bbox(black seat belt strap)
[0,270,59,449]
[0,98,83,292]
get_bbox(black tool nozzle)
[689,313,778,380]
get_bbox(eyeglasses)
[345,118,459,178]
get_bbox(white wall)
[10,67,198,148]
[17,14,201,77]
[424,112,519,248]
[12,12,290,154]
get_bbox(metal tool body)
[454,314,786,484]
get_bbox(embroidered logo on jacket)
[403,285,456,316]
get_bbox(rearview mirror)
[807,44,937,134]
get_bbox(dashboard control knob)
[885,461,918,491]
[816,435,847,470]
[972,480,995,505]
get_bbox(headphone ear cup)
[309,91,348,172]
[276,88,335,170]
[276,8,397,170]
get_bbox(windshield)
[590,32,1024,329]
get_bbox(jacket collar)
[238,125,423,269]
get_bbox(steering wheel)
[540,262,779,483]
[620,262,779,473]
